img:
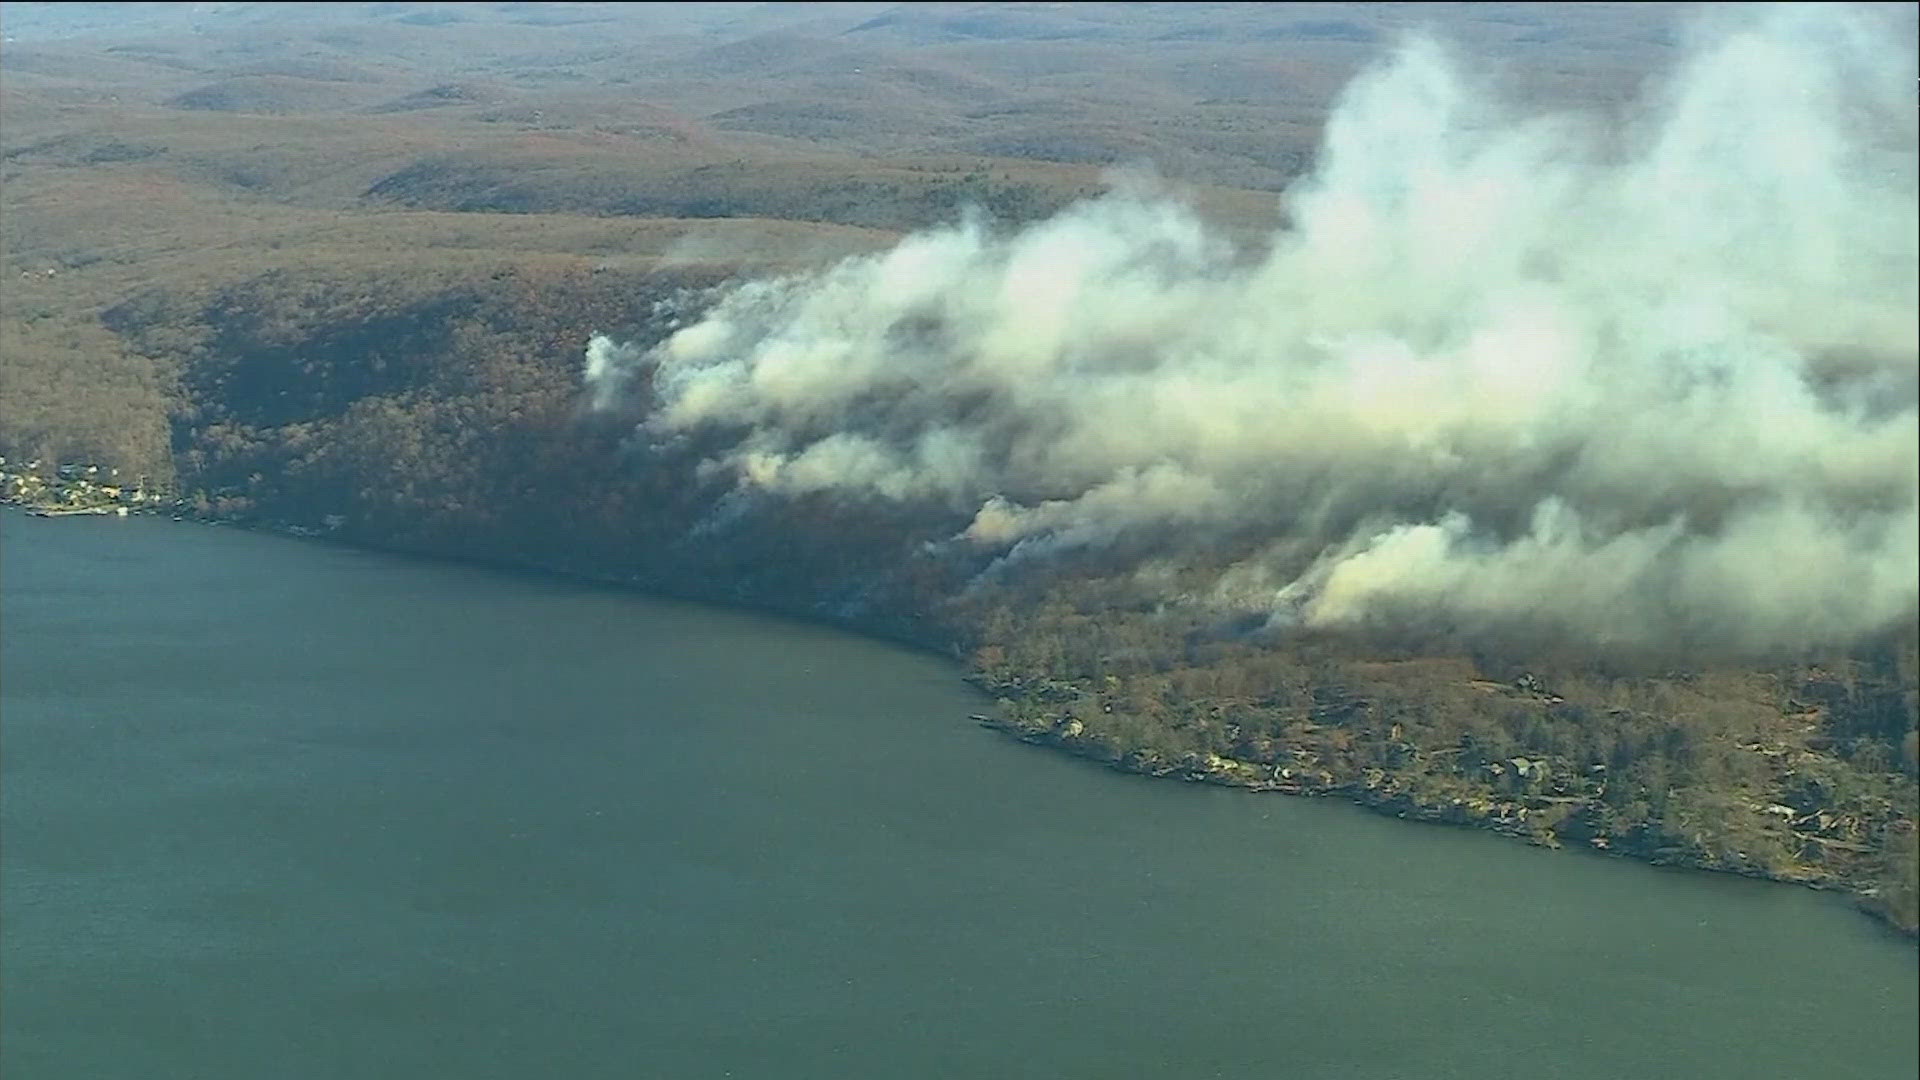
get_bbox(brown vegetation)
[2,2,1913,934]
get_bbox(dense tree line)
[0,313,175,484]
[12,264,1914,933]
[960,573,1918,929]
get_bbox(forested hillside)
[26,262,1910,934]
[3,2,1914,934]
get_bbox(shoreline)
[972,708,1920,945]
[5,490,1914,942]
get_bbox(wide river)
[2,510,1914,1079]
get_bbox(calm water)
[2,510,1914,1080]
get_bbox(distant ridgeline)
[6,262,1907,938]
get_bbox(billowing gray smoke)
[586,3,1918,658]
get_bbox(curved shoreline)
[6,493,1914,942]
[970,706,1917,941]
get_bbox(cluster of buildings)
[0,457,168,516]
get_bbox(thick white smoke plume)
[586,4,1918,657]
